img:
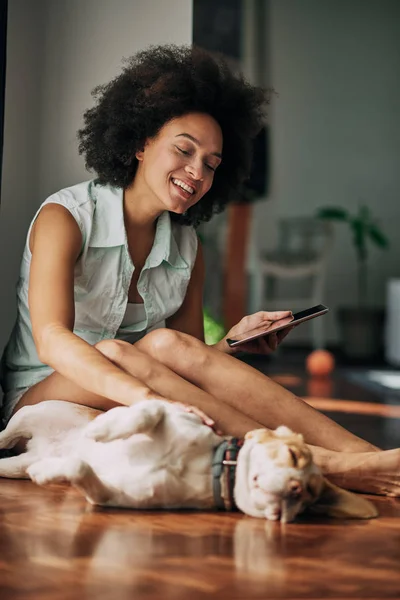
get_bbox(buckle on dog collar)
[212,438,243,511]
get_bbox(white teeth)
[172,178,194,194]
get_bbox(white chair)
[247,217,334,349]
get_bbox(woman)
[1,45,399,496]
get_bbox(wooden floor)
[1,358,400,599]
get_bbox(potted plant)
[316,205,389,360]
[203,307,226,345]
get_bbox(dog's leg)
[0,453,36,478]
[0,401,95,450]
[85,399,166,443]
[27,457,113,505]
[0,405,42,449]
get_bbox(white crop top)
[120,302,146,328]
[116,303,147,343]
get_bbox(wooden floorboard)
[1,363,400,599]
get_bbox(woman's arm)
[165,238,293,357]
[29,204,153,405]
[166,239,206,341]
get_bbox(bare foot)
[323,448,400,496]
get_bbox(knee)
[139,328,184,356]
[139,328,209,366]
[94,339,132,363]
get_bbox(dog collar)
[212,437,244,511]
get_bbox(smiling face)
[134,112,223,215]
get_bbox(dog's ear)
[245,427,301,444]
[274,425,298,439]
[245,429,274,443]
[306,474,378,520]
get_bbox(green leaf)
[203,308,226,345]
[316,207,349,221]
[368,224,389,248]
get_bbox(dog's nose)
[288,479,302,498]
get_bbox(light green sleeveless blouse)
[1,180,198,393]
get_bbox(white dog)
[0,399,377,522]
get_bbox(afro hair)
[77,44,268,227]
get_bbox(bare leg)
[8,334,400,495]
[10,340,260,438]
[136,331,378,453]
[113,335,400,497]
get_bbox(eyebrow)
[175,133,222,159]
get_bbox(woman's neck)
[123,176,163,233]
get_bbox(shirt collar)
[88,181,188,269]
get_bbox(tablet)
[226,304,329,348]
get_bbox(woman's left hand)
[174,402,224,435]
[217,310,293,355]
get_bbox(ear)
[135,149,144,161]
[274,425,297,439]
[307,475,378,520]
[245,429,274,443]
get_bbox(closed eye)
[288,448,298,467]
[176,146,217,172]
[176,146,190,156]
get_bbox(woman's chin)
[165,197,192,214]
[167,182,197,214]
[171,205,188,215]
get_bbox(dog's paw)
[85,407,130,442]
[27,457,85,486]
[27,458,67,485]
[85,402,164,442]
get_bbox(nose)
[288,480,302,499]
[184,161,204,181]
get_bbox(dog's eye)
[252,475,259,484]
[288,448,298,467]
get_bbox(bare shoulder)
[29,202,82,258]
[28,203,84,345]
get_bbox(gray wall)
[0,0,192,355]
[0,0,45,355]
[252,0,400,344]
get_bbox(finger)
[242,337,271,355]
[277,326,293,343]
[184,405,215,426]
[234,341,260,354]
[257,336,272,354]
[261,310,293,320]
[267,332,278,351]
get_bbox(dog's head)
[234,426,377,523]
